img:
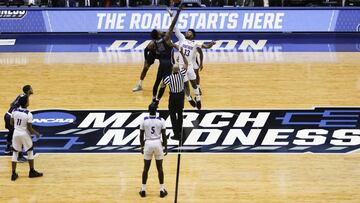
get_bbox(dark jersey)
[144,42,159,59]
[154,37,173,60]
[7,93,26,114]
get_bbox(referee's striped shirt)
[163,69,187,93]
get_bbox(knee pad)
[27,151,34,160]
[12,152,19,162]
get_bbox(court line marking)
[57,129,81,134]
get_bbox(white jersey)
[11,107,33,136]
[174,26,202,66]
[140,115,166,140]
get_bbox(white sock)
[141,184,146,191]
[138,80,143,86]
[194,88,200,101]
[160,184,165,192]
[197,85,200,89]
[187,95,192,101]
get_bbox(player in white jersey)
[10,96,43,181]
[139,102,168,198]
[168,8,216,110]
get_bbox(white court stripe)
[99,146,118,150]
[234,146,249,150]
[57,129,81,135]
[327,147,348,151]
[210,146,228,150]
[75,129,99,135]
[82,146,100,151]
[173,146,201,150]
[117,146,134,150]
[290,146,311,151]
[0,39,16,46]
[251,146,281,150]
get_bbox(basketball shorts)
[157,59,173,80]
[12,132,33,152]
[180,64,197,82]
[144,139,164,160]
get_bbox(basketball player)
[151,5,183,104]
[168,8,216,109]
[139,102,168,198]
[132,32,166,92]
[4,85,33,162]
[10,96,43,181]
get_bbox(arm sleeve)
[171,16,186,43]
[28,113,33,123]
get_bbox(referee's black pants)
[168,91,184,141]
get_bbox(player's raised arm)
[167,7,186,42]
[202,40,216,49]
[165,5,183,40]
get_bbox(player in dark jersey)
[151,5,183,104]
[132,45,159,92]
[133,32,167,92]
[4,85,33,161]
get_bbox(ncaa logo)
[32,112,76,127]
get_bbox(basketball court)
[1,39,360,202]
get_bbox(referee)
[160,48,188,141]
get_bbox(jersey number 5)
[151,126,155,134]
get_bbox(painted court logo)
[32,111,76,127]
[1,108,360,154]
